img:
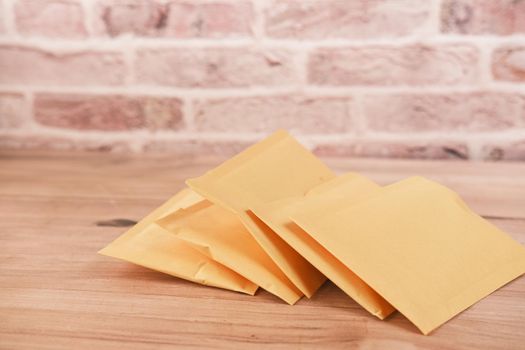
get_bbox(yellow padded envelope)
[251,173,395,319]
[157,200,303,305]
[99,188,258,295]
[186,130,334,298]
[292,176,525,334]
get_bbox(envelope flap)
[99,188,258,295]
[157,200,303,305]
[186,130,334,298]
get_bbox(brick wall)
[1,0,524,161]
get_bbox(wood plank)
[1,150,524,349]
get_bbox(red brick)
[0,93,29,128]
[164,1,253,38]
[0,46,126,86]
[34,94,184,131]
[492,46,525,82]
[264,0,430,39]
[95,0,253,38]
[136,48,298,87]
[363,93,525,132]
[94,0,166,36]
[15,0,86,38]
[309,45,479,86]
[194,95,353,134]
[441,0,525,35]
[482,141,525,161]
[314,140,469,160]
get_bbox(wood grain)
[1,151,524,349]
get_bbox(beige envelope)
[251,173,395,319]
[292,176,525,334]
[157,200,303,304]
[99,188,258,295]
[187,130,334,298]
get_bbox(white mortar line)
[477,40,496,87]
[2,0,16,36]
[2,34,525,51]
[349,92,366,136]
[3,84,524,98]
[183,97,196,131]
[23,90,37,130]
[1,130,521,161]
[250,0,265,43]
[421,0,442,37]
[3,125,523,143]
[79,0,95,37]
[305,130,525,142]
[123,46,136,86]
[293,48,309,88]
[467,140,484,161]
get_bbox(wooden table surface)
[1,151,524,349]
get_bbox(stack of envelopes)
[100,130,525,335]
